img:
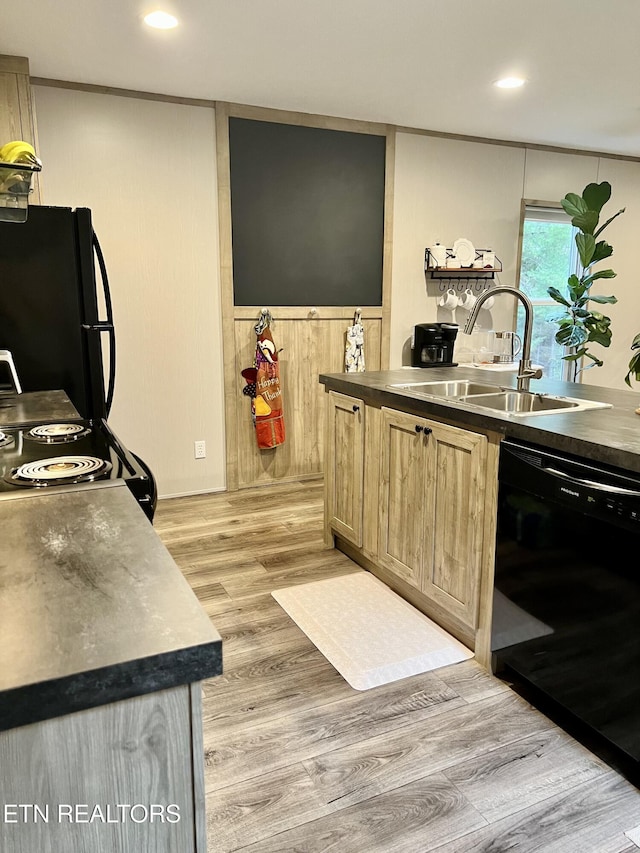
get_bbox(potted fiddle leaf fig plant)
[548,181,624,380]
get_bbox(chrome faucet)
[463,286,543,392]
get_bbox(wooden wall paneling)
[234,315,381,488]
[218,101,392,489]
[214,101,239,491]
[225,102,390,136]
[380,127,395,369]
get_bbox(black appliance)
[492,438,640,781]
[411,323,458,367]
[0,205,157,521]
[0,420,155,519]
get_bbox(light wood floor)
[154,480,640,853]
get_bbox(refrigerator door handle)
[82,322,114,332]
[91,231,117,417]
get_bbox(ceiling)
[4,0,640,157]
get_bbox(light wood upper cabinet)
[326,391,365,547]
[378,407,487,631]
[0,55,41,203]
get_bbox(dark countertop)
[0,389,81,427]
[320,366,640,475]
[0,481,222,732]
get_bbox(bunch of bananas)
[0,140,42,195]
[0,140,42,167]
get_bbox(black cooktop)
[0,418,156,520]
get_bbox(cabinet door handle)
[415,425,423,433]
[352,405,360,413]
[424,427,432,435]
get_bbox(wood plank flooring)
[154,481,640,853]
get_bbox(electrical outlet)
[194,440,206,459]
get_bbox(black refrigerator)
[0,205,157,520]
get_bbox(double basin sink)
[387,380,612,417]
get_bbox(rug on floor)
[271,571,473,690]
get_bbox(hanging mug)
[437,288,458,310]
[459,288,477,311]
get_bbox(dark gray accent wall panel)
[229,118,385,306]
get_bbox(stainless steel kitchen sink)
[387,380,504,397]
[387,381,613,416]
[459,391,612,416]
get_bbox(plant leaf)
[568,274,587,301]
[582,181,611,213]
[576,232,596,268]
[547,286,571,306]
[587,294,618,304]
[589,329,612,347]
[594,208,625,239]
[591,241,613,263]
[561,193,588,218]
[556,324,587,347]
[582,269,616,287]
[563,349,586,361]
[625,351,640,386]
[572,210,599,234]
[631,333,640,350]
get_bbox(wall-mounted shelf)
[424,248,502,279]
[0,160,41,222]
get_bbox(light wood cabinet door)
[378,407,487,631]
[326,391,365,547]
[378,407,431,588]
[422,420,487,629]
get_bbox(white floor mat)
[272,572,473,690]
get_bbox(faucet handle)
[517,365,543,380]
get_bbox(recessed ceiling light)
[144,10,179,29]
[494,77,526,89]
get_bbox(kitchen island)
[320,366,640,667]
[0,393,222,853]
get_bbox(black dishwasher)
[492,438,640,780]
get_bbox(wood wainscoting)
[233,307,381,488]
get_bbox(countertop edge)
[0,639,223,733]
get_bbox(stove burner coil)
[0,430,13,449]
[7,455,111,487]
[26,423,91,444]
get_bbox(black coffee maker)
[411,323,459,367]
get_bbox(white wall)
[33,86,226,497]
[391,132,640,391]
[390,133,525,365]
[583,159,640,391]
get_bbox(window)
[516,204,578,382]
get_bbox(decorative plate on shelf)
[452,238,476,267]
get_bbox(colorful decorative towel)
[250,309,285,449]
